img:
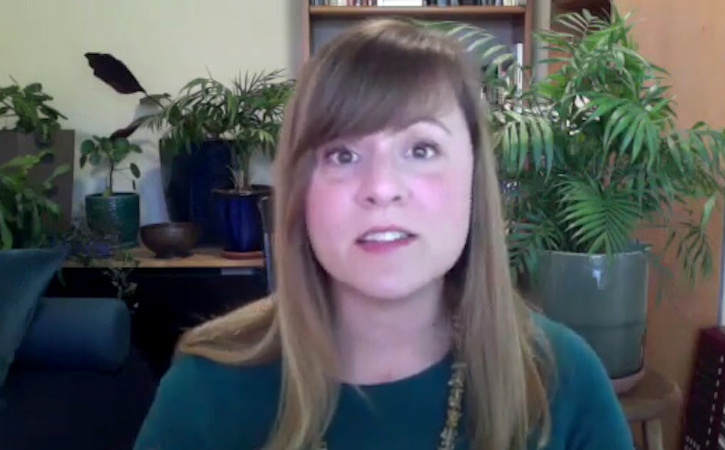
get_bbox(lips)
[355,226,417,244]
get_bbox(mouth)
[355,227,417,244]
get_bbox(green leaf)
[630,115,646,163]
[130,163,141,179]
[89,152,102,166]
[701,195,717,228]
[47,164,70,182]
[603,105,631,151]
[529,118,543,171]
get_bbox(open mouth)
[355,228,418,253]
[356,230,416,244]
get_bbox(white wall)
[0,0,298,225]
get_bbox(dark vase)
[85,193,140,249]
[215,186,270,254]
[159,139,233,246]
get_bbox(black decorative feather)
[85,52,146,94]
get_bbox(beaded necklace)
[318,325,466,450]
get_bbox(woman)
[134,18,633,450]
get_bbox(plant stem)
[109,161,114,196]
[242,151,252,192]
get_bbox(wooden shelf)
[309,6,527,18]
[302,1,534,66]
[64,246,265,269]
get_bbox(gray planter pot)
[525,245,649,379]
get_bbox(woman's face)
[305,101,474,301]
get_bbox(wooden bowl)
[140,222,201,259]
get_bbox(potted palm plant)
[428,9,725,388]
[149,70,293,255]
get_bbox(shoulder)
[164,352,281,398]
[533,313,602,378]
[133,353,282,450]
[531,313,634,449]
[532,311,613,397]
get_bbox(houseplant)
[428,9,725,385]
[0,80,75,228]
[81,52,172,250]
[83,52,294,252]
[0,152,69,250]
[79,135,143,249]
[148,70,294,254]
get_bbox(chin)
[342,273,439,302]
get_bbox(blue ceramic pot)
[215,186,270,254]
[160,139,233,246]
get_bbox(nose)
[355,156,409,208]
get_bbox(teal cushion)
[0,247,68,385]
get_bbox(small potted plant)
[429,9,725,388]
[79,135,142,249]
[80,52,172,250]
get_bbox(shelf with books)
[309,6,527,18]
[301,0,534,67]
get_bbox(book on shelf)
[310,0,527,6]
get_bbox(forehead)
[311,80,462,148]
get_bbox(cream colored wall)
[0,0,298,225]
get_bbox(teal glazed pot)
[527,244,649,379]
[85,192,140,249]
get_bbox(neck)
[331,280,452,385]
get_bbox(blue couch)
[0,296,156,450]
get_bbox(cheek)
[414,167,472,224]
[305,176,351,244]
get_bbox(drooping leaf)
[85,52,146,94]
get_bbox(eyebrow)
[401,116,452,135]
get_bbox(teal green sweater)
[133,315,633,449]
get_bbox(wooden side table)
[618,369,682,450]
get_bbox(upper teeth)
[360,231,411,242]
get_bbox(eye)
[323,146,359,165]
[408,142,439,159]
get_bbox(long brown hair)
[179,18,554,449]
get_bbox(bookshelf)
[301,2,536,67]
[309,6,527,17]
